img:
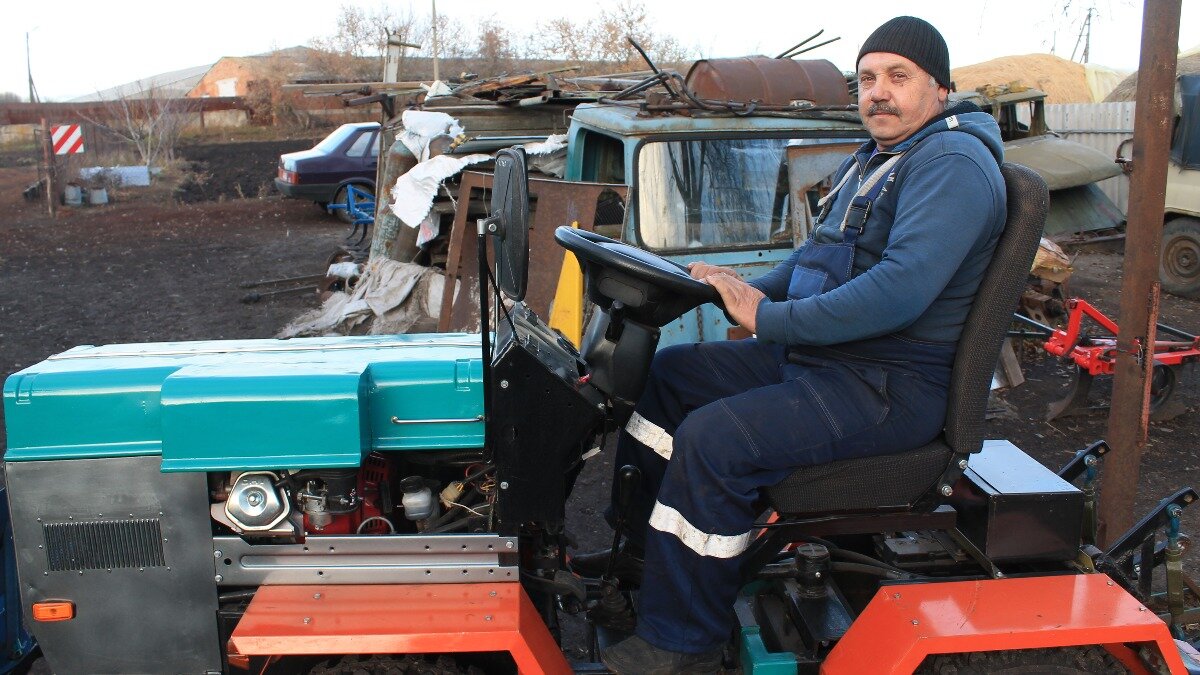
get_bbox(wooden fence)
[1045,102,1136,213]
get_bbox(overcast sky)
[4,0,1199,102]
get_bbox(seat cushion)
[764,439,953,515]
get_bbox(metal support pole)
[26,32,36,104]
[39,118,56,217]
[1097,0,1181,546]
[431,0,440,84]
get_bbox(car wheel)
[1161,216,1200,299]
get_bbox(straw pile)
[951,53,1092,103]
[1104,53,1200,101]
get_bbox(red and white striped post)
[50,124,85,155]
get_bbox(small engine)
[210,453,497,538]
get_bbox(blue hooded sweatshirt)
[750,101,1006,348]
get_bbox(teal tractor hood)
[3,334,485,471]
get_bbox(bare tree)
[79,84,187,169]
[474,18,518,74]
[0,92,21,103]
[530,1,692,73]
[245,50,302,126]
[310,3,420,81]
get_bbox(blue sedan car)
[275,122,379,219]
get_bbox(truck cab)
[563,103,865,346]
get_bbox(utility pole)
[431,0,440,83]
[1096,0,1181,546]
[1070,6,1094,64]
[26,31,38,103]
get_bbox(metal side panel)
[5,457,221,674]
[214,534,519,586]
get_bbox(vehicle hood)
[1004,135,1122,190]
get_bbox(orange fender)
[229,582,571,675]
[821,574,1186,674]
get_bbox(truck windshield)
[637,137,855,251]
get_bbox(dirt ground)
[176,138,319,203]
[1,139,1198,658]
[0,144,345,449]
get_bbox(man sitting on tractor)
[581,16,1011,674]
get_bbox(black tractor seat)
[745,163,1048,574]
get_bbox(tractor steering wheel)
[553,227,723,307]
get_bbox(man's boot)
[601,635,723,674]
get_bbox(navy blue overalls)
[611,149,958,654]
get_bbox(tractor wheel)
[306,654,487,675]
[1160,217,1200,299]
[1149,363,1180,421]
[915,646,1129,674]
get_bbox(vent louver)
[43,519,166,571]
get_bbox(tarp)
[277,259,453,338]
[1173,74,1200,169]
[1084,64,1128,103]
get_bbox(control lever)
[589,464,642,635]
[606,465,642,580]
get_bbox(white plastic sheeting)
[523,134,568,178]
[390,153,491,246]
[277,259,454,338]
[78,166,152,187]
[398,110,464,161]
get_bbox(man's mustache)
[866,102,900,116]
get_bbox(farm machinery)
[1011,299,1200,420]
[4,142,1200,675]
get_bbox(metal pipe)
[775,30,824,59]
[1097,0,1182,547]
[788,37,842,58]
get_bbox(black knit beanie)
[857,16,951,89]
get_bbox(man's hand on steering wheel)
[705,273,765,334]
[687,262,738,281]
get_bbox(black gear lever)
[605,465,642,580]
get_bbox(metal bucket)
[88,187,109,205]
[63,184,82,206]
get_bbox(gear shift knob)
[616,465,642,517]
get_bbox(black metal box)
[948,440,1084,562]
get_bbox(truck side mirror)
[491,147,530,302]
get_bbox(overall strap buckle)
[838,152,905,232]
[843,195,873,233]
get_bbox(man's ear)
[937,86,949,105]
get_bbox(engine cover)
[3,334,485,469]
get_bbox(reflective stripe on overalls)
[612,148,955,655]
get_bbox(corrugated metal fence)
[1045,102,1136,213]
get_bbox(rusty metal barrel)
[685,57,851,107]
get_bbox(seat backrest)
[943,163,1048,454]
